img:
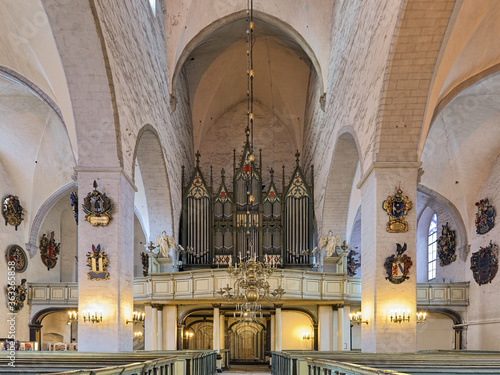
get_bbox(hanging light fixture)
[218,0,285,322]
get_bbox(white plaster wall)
[40,311,73,347]
[281,311,314,351]
[416,313,455,350]
[199,101,296,191]
[465,153,500,349]
[60,207,77,282]
[0,1,77,152]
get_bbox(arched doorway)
[229,321,267,364]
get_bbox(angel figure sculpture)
[313,230,342,270]
[154,231,177,260]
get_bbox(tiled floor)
[221,364,272,374]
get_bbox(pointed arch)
[133,125,175,241]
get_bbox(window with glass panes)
[428,214,437,280]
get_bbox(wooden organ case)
[181,134,314,268]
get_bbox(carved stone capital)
[151,303,163,311]
[274,304,283,309]
[212,303,222,308]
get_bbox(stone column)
[318,305,332,351]
[219,311,225,350]
[338,304,350,351]
[359,164,419,353]
[164,305,177,350]
[76,170,135,352]
[213,304,221,351]
[270,312,276,352]
[275,304,282,351]
[153,304,163,350]
[150,305,158,350]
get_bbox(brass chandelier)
[217,258,285,321]
[217,0,285,322]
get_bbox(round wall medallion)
[6,245,28,273]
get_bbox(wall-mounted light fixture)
[302,332,312,340]
[390,309,410,323]
[67,311,78,325]
[185,331,194,339]
[349,311,368,325]
[134,331,143,339]
[416,312,427,324]
[126,311,145,324]
[82,310,103,324]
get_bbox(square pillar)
[338,305,350,351]
[76,170,135,352]
[359,164,419,353]
[318,305,333,351]
[163,305,177,350]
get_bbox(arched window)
[428,213,437,280]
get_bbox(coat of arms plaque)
[82,181,113,226]
[6,245,28,273]
[39,232,61,270]
[6,279,27,313]
[437,222,456,266]
[475,198,495,235]
[382,187,413,233]
[86,244,109,280]
[2,195,23,230]
[384,243,413,284]
[470,241,498,286]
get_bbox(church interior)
[2,0,500,373]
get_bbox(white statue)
[313,231,342,270]
[154,231,176,259]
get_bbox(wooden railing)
[8,351,217,375]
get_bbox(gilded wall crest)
[470,241,498,286]
[39,232,61,270]
[82,181,113,226]
[6,279,27,313]
[437,222,456,266]
[6,245,28,273]
[384,243,412,284]
[86,244,109,280]
[475,198,495,235]
[382,187,413,232]
[2,195,23,230]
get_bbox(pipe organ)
[181,140,313,267]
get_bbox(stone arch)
[170,9,325,105]
[374,0,455,163]
[319,129,360,239]
[29,307,77,349]
[26,181,77,257]
[133,125,174,241]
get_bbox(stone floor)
[221,364,272,374]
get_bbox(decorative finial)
[270,168,274,180]
[221,168,225,182]
[295,150,300,166]
[93,180,98,190]
[195,150,201,167]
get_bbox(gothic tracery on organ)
[181,136,313,267]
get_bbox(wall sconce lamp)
[126,311,145,324]
[82,310,103,324]
[67,311,78,325]
[134,331,143,339]
[185,331,194,339]
[390,309,411,323]
[302,332,312,340]
[416,312,427,324]
[349,311,368,325]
